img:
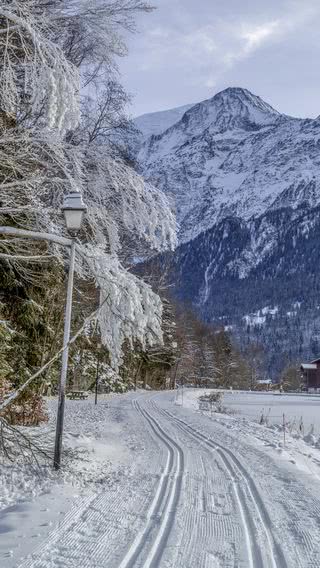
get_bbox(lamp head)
[62,191,87,233]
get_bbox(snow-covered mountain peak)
[137,87,320,244]
[137,88,287,165]
[210,87,280,117]
[173,87,284,136]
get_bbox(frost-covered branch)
[0,226,72,247]
[50,0,153,86]
[0,1,79,131]
[0,253,54,261]
[0,417,52,464]
[83,154,177,255]
[77,245,164,369]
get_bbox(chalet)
[301,358,320,392]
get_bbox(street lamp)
[62,191,87,233]
[53,191,87,470]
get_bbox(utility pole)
[172,357,180,390]
[181,375,185,406]
[95,343,101,405]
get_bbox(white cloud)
[140,4,317,83]
[222,20,281,67]
[225,2,320,66]
[241,21,281,51]
[120,0,320,115]
[142,25,218,67]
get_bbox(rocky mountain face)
[135,88,320,377]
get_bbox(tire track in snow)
[118,397,184,568]
[151,399,288,568]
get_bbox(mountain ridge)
[133,103,194,140]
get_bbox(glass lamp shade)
[62,192,87,232]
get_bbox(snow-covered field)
[201,389,320,436]
[2,390,320,567]
[178,387,320,472]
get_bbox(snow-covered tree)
[0,0,176,387]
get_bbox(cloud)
[221,20,281,67]
[241,21,281,51]
[120,0,320,115]
[140,25,218,70]
[224,2,320,66]
[139,6,314,83]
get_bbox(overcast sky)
[119,0,320,118]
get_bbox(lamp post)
[53,191,87,470]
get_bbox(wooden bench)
[198,400,210,411]
[66,391,89,400]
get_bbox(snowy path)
[6,391,320,567]
[152,400,285,568]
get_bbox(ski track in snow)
[118,398,184,568]
[13,392,320,568]
[150,399,285,568]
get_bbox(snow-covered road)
[4,391,320,567]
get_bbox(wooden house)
[301,358,320,392]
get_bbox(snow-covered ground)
[0,395,133,567]
[213,389,320,435]
[178,388,320,477]
[2,390,320,567]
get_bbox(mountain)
[137,87,320,244]
[136,87,320,377]
[133,103,194,140]
[164,204,320,377]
